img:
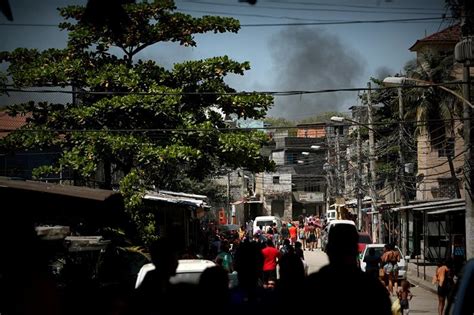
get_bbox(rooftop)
[409,24,461,52]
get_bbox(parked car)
[359,244,409,281]
[135,259,216,288]
[357,232,373,258]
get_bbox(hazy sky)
[0,0,450,119]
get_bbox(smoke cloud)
[374,66,394,81]
[267,27,364,120]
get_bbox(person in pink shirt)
[261,239,281,287]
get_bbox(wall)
[416,123,464,201]
[256,172,293,220]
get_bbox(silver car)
[359,243,409,281]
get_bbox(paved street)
[303,249,439,314]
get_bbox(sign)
[294,192,324,202]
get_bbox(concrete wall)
[255,172,293,220]
[416,123,464,201]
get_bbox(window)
[438,138,455,158]
[286,152,298,164]
[273,176,280,184]
[303,183,321,192]
[438,178,458,199]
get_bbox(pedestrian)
[433,260,454,315]
[298,223,306,250]
[363,247,381,279]
[304,224,391,315]
[306,223,316,251]
[261,239,281,288]
[288,223,298,245]
[397,280,413,315]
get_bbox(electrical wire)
[0,16,452,29]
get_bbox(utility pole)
[367,83,379,242]
[335,126,341,197]
[455,0,473,258]
[356,108,363,231]
[227,172,231,224]
[396,86,410,255]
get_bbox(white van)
[253,216,282,234]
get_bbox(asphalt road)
[303,249,439,314]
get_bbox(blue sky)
[0,0,450,119]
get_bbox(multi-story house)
[256,122,347,221]
[392,24,468,262]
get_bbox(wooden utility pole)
[455,0,474,259]
[367,83,380,242]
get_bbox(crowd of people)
[128,223,392,315]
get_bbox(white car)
[359,244,409,281]
[135,259,216,289]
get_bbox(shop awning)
[391,198,464,212]
[144,191,209,208]
[427,207,466,215]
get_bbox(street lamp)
[383,77,473,108]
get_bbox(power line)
[2,81,465,96]
[240,16,449,27]
[0,16,452,29]
[180,0,444,15]
[260,0,446,12]
[178,8,344,22]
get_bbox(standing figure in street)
[364,247,381,279]
[261,239,281,288]
[298,223,306,250]
[306,223,316,251]
[397,280,413,315]
[382,243,400,295]
[433,260,454,315]
[304,224,391,315]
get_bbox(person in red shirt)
[261,239,281,287]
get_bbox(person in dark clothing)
[294,241,304,260]
[364,247,381,279]
[304,224,391,315]
[130,237,180,315]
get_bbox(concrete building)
[256,122,344,221]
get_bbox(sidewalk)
[406,260,437,294]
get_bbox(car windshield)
[170,272,202,284]
[358,234,372,244]
[256,220,273,227]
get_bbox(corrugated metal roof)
[0,177,119,201]
[144,191,208,208]
[391,198,464,212]
[427,207,465,215]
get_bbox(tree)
[0,0,274,244]
[403,52,463,198]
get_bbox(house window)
[438,178,458,199]
[273,176,280,184]
[286,152,298,164]
[438,138,455,158]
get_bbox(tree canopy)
[0,0,274,243]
